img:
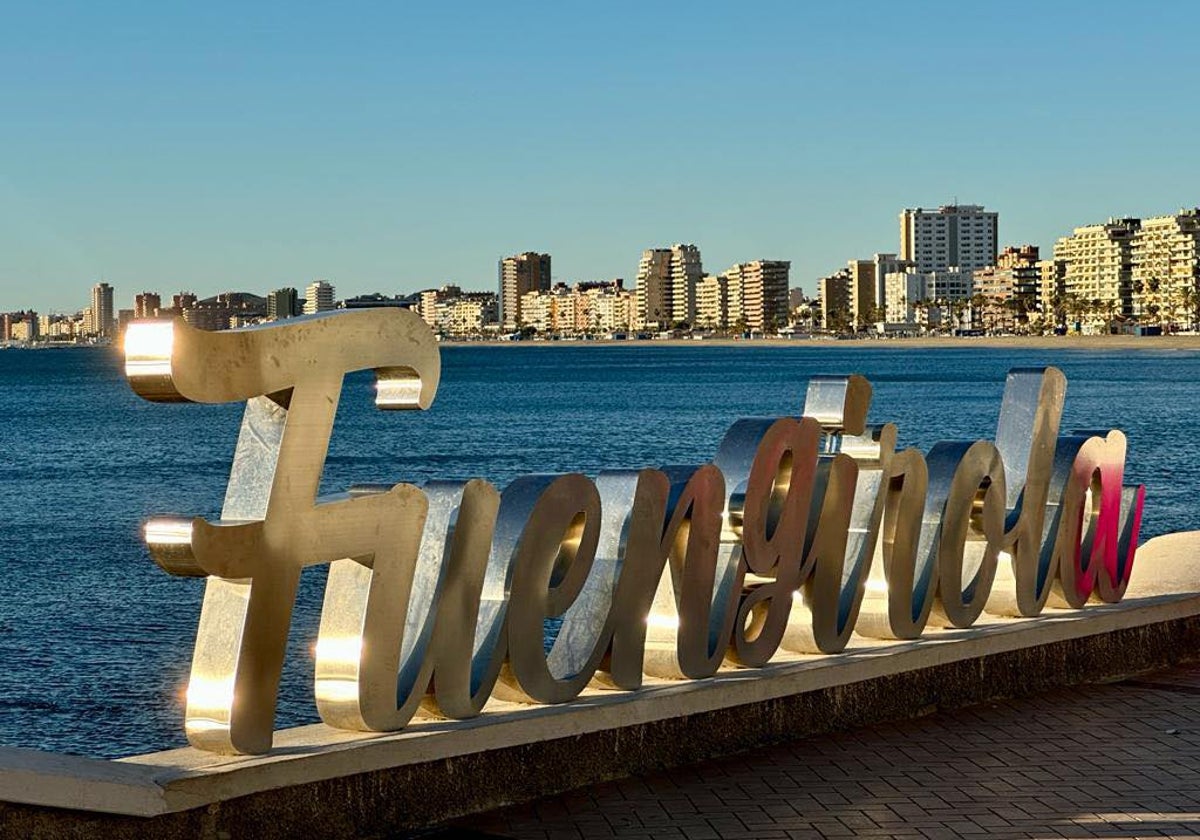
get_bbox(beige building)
[1054,218,1138,328]
[844,254,914,320]
[499,252,551,329]
[695,274,732,331]
[518,284,576,334]
[589,285,634,334]
[1036,259,1066,323]
[418,285,462,327]
[972,246,1040,332]
[89,282,115,338]
[818,269,852,332]
[847,260,876,329]
[1130,209,1200,329]
[519,289,553,334]
[635,244,702,329]
[731,260,790,331]
[900,204,999,274]
[634,249,672,329]
[518,280,632,335]
[10,317,36,341]
[134,292,161,319]
[436,292,499,337]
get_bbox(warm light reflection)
[185,674,235,717]
[315,678,362,704]
[865,578,889,596]
[375,368,424,410]
[315,635,364,664]
[123,321,176,374]
[646,612,680,630]
[144,518,193,546]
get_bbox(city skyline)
[2,2,1198,313]
[6,200,1197,319]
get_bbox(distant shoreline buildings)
[3,204,1198,344]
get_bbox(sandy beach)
[442,334,1200,351]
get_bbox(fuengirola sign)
[124,309,1144,756]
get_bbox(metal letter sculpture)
[126,311,1146,755]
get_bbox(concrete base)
[3,532,1200,839]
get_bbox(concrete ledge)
[3,531,1200,839]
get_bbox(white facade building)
[900,204,999,274]
[303,280,336,314]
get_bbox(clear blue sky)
[1,1,1196,314]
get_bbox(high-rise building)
[1054,218,1138,327]
[695,274,732,331]
[1130,209,1200,328]
[900,204,999,274]
[1036,259,1066,321]
[499,252,552,329]
[635,249,673,329]
[267,288,300,320]
[847,260,877,329]
[728,260,790,331]
[303,280,336,314]
[668,244,703,325]
[134,292,161,319]
[635,244,702,329]
[90,282,115,338]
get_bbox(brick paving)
[443,665,1200,839]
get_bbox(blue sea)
[0,343,1195,758]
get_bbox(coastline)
[440,334,1200,351]
[8,334,1199,353]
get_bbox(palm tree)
[1183,285,1200,332]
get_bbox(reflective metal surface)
[127,313,1147,755]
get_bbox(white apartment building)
[884,272,927,323]
[519,289,554,333]
[884,269,972,324]
[900,204,999,274]
[926,269,973,301]
[304,280,336,314]
[871,253,911,310]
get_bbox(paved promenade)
[446,665,1200,839]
